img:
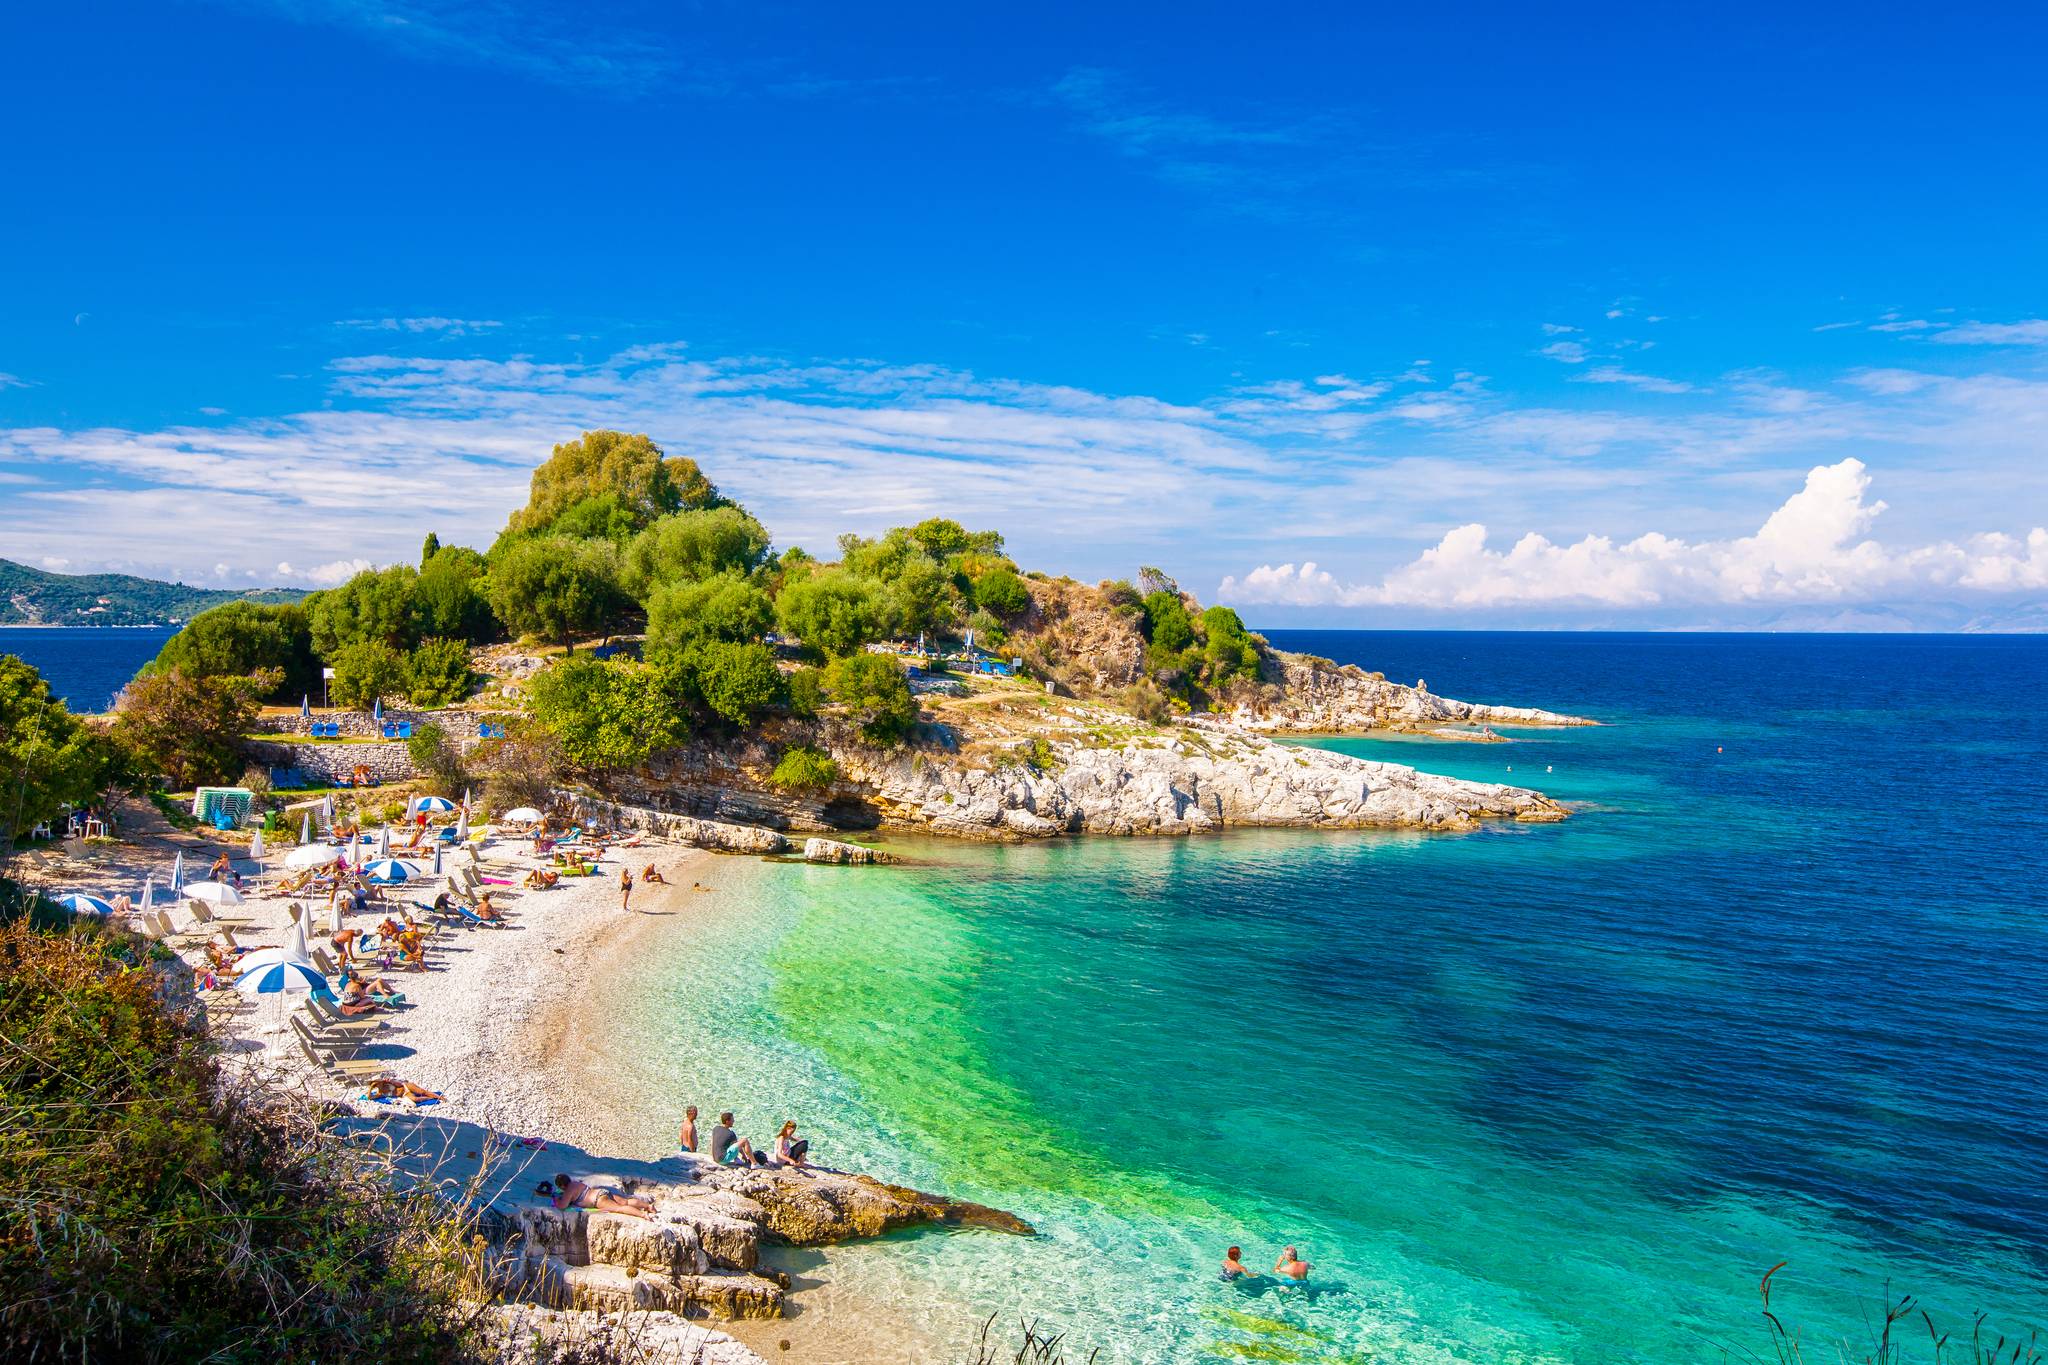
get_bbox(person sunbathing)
[366,1076,442,1105]
[336,975,382,1017]
[345,966,405,1004]
[642,864,666,884]
[548,1173,655,1220]
[524,867,560,890]
[474,892,504,922]
[395,927,427,968]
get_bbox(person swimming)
[1274,1246,1311,1281]
[1220,1246,1260,1282]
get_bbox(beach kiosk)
[191,786,254,830]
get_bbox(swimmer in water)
[1274,1246,1311,1281]
[1220,1246,1260,1282]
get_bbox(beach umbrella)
[170,851,184,895]
[328,891,344,934]
[300,695,311,720]
[363,859,420,884]
[455,809,469,842]
[138,875,156,909]
[321,793,335,827]
[431,843,445,875]
[249,828,266,861]
[233,951,328,1042]
[183,880,245,906]
[503,806,543,824]
[300,810,313,844]
[377,825,391,859]
[415,795,456,813]
[283,844,334,869]
[372,698,382,723]
[462,787,471,809]
[52,893,115,916]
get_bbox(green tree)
[824,653,918,745]
[774,571,894,658]
[1200,605,1260,685]
[328,641,408,710]
[785,665,825,718]
[972,564,1031,618]
[147,601,317,699]
[405,637,476,707]
[486,536,626,652]
[0,658,117,855]
[526,656,690,772]
[419,530,441,566]
[111,668,277,789]
[544,492,643,544]
[622,506,773,597]
[413,545,495,641]
[1142,590,1194,653]
[886,553,957,637]
[503,430,724,538]
[769,744,839,791]
[687,641,783,726]
[645,572,775,655]
[306,565,420,656]
[404,721,467,790]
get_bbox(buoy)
[1717,746,1723,754]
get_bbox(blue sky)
[3,1,2045,628]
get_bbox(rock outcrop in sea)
[1235,653,1595,734]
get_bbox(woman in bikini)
[549,1173,655,1220]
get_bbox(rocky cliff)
[1235,652,1595,734]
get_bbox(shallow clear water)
[594,633,2048,1362]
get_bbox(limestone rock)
[1239,653,1596,734]
[801,836,895,864]
[695,1164,1034,1246]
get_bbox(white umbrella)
[284,844,336,869]
[462,787,472,809]
[249,828,266,861]
[183,880,245,905]
[138,875,156,910]
[170,851,184,894]
[503,806,543,824]
[300,811,313,845]
[328,891,344,934]
[377,825,391,859]
[321,794,335,826]
[455,809,469,842]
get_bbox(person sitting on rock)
[774,1120,810,1168]
[550,1173,654,1220]
[709,1112,759,1167]
[678,1105,699,1153]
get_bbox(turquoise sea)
[585,632,2047,1363]
[9,627,2043,1359]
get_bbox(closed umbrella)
[377,825,391,859]
[249,828,266,861]
[431,843,444,875]
[363,859,420,884]
[372,698,382,723]
[170,851,184,895]
[53,893,115,916]
[300,810,313,845]
[301,695,311,721]
[138,876,156,910]
[321,794,335,827]
[183,880,245,905]
[455,809,469,842]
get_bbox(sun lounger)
[294,1026,385,1080]
[305,994,388,1034]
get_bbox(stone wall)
[246,739,416,785]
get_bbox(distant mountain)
[0,559,303,627]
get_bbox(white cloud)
[308,558,377,586]
[40,556,70,570]
[1929,319,2048,346]
[338,317,503,336]
[1540,323,1578,335]
[1219,460,2048,612]
[1538,340,1587,364]
[1573,365,1693,394]
[0,372,33,390]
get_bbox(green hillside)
[0,559,302,627]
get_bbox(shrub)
[405,722,467,790]
[147,601,318,699]
[1,657,123,847]
[329,640,409,710]
[0,918,487,1359]
[785,666,826,718]
[406,637,476,707]
[770,744,839,791]
[824,653,919,746]
[1012,736,1057,772]
[972,565,1030,618]
[688,641,783,726]
[526,656,690,772]
[111,667,277,790]
[644,572,775,655]
[1141,590,1194,652]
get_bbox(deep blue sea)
[0,625,173,710]
[584,630,2048,1362]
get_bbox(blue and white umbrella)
[52,892,115,916]
[300,695,312,720]
[363,859,421,884]
[414,795,457,813]
[170,851,184,895]
[233,954,328,995]
[372,698,383,722]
